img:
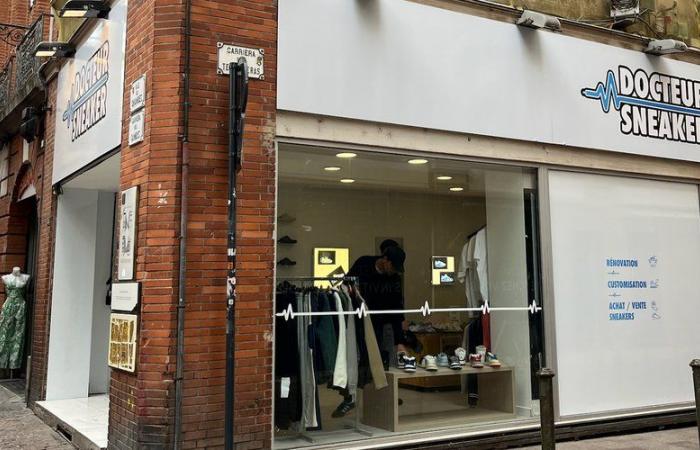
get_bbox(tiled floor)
[37,394,109,449]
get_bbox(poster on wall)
[52,0,128,183]
[108,313,137,372]
[313,247,349,288]
[431,256,455,285]
[118,186,138,280]
[549,171,700,417]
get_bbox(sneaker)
[397,351,408,369]
[421,355,438,371]
[331,399,355,418]
[277,235,297,244]
[469,353,484,368]
[277,257,296,266]
[440,273,455,283]
[403,356,417,373]
[436,352,449,367]
[485,352,501,368]
[454,347,467,365]
[449,355,462,370]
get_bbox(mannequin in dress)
[0,267,30,371]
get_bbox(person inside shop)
[333,241,408,417]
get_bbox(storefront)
[34,1,127,447]
[271,0,700,448]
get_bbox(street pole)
[537,368,556,450]
[691,359,700,445]
[225,59,248,450]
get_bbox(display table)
[361,366,515,432]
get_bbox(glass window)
[274,144,543,448]
[0,144,9,197]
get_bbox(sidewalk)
[0,380,72,450]
[521,426,699,449]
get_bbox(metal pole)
[537,368,556,450]
[225,59,247,450]
[691,359,700,445]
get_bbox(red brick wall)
[179,1,277,449]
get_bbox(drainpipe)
[173,0,191,445]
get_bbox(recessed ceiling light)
[340,178,355,184]
[324,166,341,172]
[336,152,357,159]
[449,187,464,192]
[408,158,428,165]
[437,175,452,181]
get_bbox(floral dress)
[0,278,27,369]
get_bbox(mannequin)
[0,267,30,371]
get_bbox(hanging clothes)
[331,291,347,389]
[0,280,27,370]
[274,288,302,430]
[338,288,359,401]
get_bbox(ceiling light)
[34,42,76,58]
[644,39,688,55]
[59,0,111,18]
[436,175,452,181]
[408,158,428,165]
[336,152,357,159]
[340,178,355,184]
[324,166,341,172]
[449,187,464,192]
[516,10,561,31]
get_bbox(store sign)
[118,186,138,280]
[216,43,264,79]
[108,313,138,372]
[130,74,146,112]
[581,67,700,146]
[111,282,139,312]
[279,0,700,162]
[128,110,144,145]
[52,0,127,183]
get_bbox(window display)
[274,145,543,448]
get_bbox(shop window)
[273,144,544,448]
[0,145,9,197]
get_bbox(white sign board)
[549,171,700,416]
[128,110,144,146]
[52,0,127,183]
[118,186,138,280]
[130,74,146,112]
[279,0,700,162]
[217,43,264,79]
[111,282,139,312]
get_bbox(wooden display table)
[361,366,515,432]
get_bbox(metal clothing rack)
[274,275,374,442]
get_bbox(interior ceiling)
[63,153,121,192]
[278,143,495,196]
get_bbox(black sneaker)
[332,399,355,418]
[277,257,296,266]
[278,235,297,244]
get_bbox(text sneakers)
[454,347,467,365]
[449,355,462,370]
[436,352,449,367]
[421,355,438,371]
[403,356,417,373]
[469,353,484,368]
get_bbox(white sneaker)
[421,355,438,371]
[455,347,467,365]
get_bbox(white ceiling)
[63,153,121,192]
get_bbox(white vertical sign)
[118,186,138,280]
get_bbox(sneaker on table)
[454,347,467,365]
[449,355,462,370]
[436,352,449,367]
[485,352,501,368]
[421,355,438,371]
[403,355,417,373]
[469,353,484,368]
[397,351,408,369]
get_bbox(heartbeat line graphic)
[275,299,542,322]
[581,70,700,117]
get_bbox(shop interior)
[38,153,120,449]
[274,144,544,448]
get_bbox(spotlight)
[34,42,75,58]
[59,0,110,18]
[644,39,688,55]
[516,10,561,31]
[336,152,357,159]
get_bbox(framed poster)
[108,313,138,372]
[431,256,455,285]
[118,186,138,280]
[313,247,349,288]
[111,282,140,312]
